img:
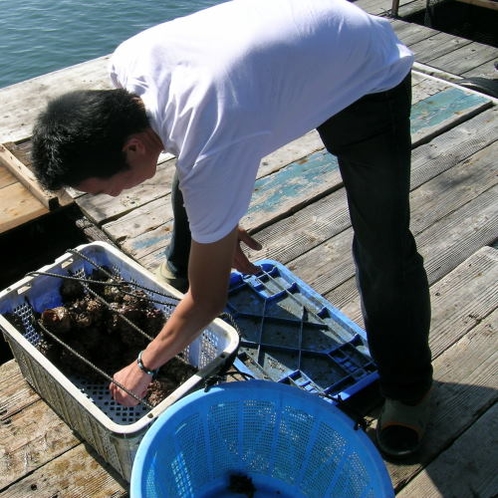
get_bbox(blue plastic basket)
[131,381,393,497]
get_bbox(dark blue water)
[0,0,224,89]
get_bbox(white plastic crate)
[0,241,239,481]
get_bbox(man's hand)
[233,226,262,274]
[109,361,152,407]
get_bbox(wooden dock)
[0,2,497,496]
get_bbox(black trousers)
[166,72,433,402]
[317,73,432,401]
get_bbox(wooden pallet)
[0,140,73,234]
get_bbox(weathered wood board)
[0,361,79,491]
[290,134,497,324]
[425,245,498,357]
[227,104,497,284]
[0,143,72,211]
[422,42,498,76]
[0,360,128,497]
[391,19,441,46]
[353,246,498,492]
[327,184,497,325]
[0,182,48,234]
[409,32,474,65]
[397,403,498,497]
[389,305,497,492]
[410,86,492,145]
[0,56,111,145]
[252,107,498,289]
[0,443,128,498]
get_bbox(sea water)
[0,0,225,89]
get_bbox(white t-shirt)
[110,0,413,243]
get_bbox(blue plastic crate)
[226,260,378,401]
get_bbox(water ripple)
[0,0,223,89]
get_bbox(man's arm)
[109,227,239,406]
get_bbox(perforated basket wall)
[0,242,239,481]
[131,380,394,498]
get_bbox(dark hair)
[31,89,150,191]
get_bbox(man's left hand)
[233,226,262,274]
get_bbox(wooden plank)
[243,105,498,266]
[426,41,498,76]
[454,0,498,11]
[336,248,498,491]
[410,86,492,145]
[389,305,498,492]
[419,185,497,282]
[0,143,72,210]
[0,362,128,496]
[0,397,81,492]
[102,131,325,258]
[397,404,498,497]
[0,360,39,417]
[461,59,498,79]
[334,185,498,324]
[104,196,173,245]
[244,188,351,270]
[334,195,496,320]
[410,140,498,233]
[140,102,497,281]
[0,56,110,145]
[104,196,174,263]
[409,32,474,65]
[231,106,497,318]
[104,150,343,265]
[244,150,342,229]
[410,105,498,187]
[392,0,428,17]
[120,245,165,276]
[0,360,82,491]
[0,182,48,234]
[424,245,498,356]
[0,166,17,189]
[0,443,128,498]
[318,160,497,321]
[264,135,498,296]
[411,72,451,102]
[90,131,324,231]
[390,19,441,46]
[355,0,396,15]
[258,130,323,178]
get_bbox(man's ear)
[122,136,145,156]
